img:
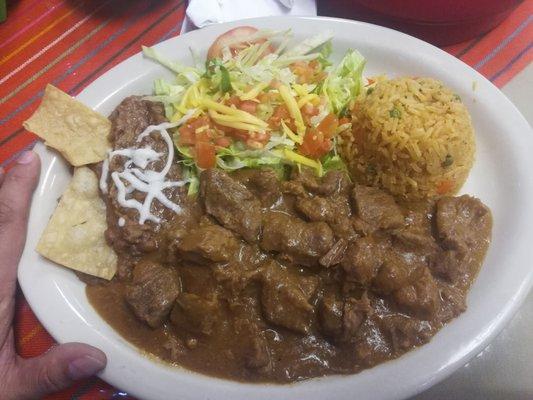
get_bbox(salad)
[142,26,366,194]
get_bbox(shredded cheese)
[201,98,268,128]
[239,82,269,101]
[208,110,265,132]
[297,93,319,108]
[278,85,306,137]
[281,120,302,144]
[283,148,323,176]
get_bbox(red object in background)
[319,0,524,45]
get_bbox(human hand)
[0,151,107,400]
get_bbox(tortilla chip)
[23,84,111,166]
[37,167,117,280]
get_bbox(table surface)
[0,1,531,399]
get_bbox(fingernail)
[17,150,36,165]
[67,355,106,380]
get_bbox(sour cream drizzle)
[100,110,196,224]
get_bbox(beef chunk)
[319,295,370,342]
[231,296,272,372]
[320,239,348,267]
[429,249,465,283]
[292,168,351,196]
[393,269,440,320]
[125,262,180,328]
[175,224,239,263]
[245,335,271,370]
[261,211,334,266]
[295,195,332,222]
[281,180,307,197]
[179,264,217,295]
[391,230,438,254]
[352,185,404,230]
[351,217,375,236]
[212,261,260,294]
[170,293,220,335]
[372,251,424,294]
[296,194,355,240]
[437,285,467,323]
[318,296,343,339]
[435,195,491,252]
[380,315,433,352]
[343,297,371,339]
[233,169,282,208]
[200,169,262,242]
[341,237,387,285]
[260,262,318,334]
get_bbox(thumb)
[11,343,107,399]
[0,150,40,289]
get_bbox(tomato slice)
[207,26,273,60]
[214,137,232,148]
[195,141,216,169]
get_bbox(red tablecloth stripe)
[0,0,531,398]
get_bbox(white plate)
[19,16,533,400]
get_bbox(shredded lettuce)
[143,29,366,188]
[323,49,366,115]
[283,30,334,57]
[142,46,202,83]
[321,152,347,172]
[317,40,333,68]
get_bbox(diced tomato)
[254,131,270,143]
[268,105,291,129]
[214,137,232,148]
[317,113,339,138]
[436,179,455,195]
[301,103,319,125]
[207,26,274,60]
[226,95,241,108]
[239,100,258,114]
[301,103,318,116]
[189,116,210,130]
[366,78,375,86]
[230,129,251,142]
[213,121,234,134]
[177,124,195,146]
[298,128,332,159]
[195,141,216,169]
[195,129,214,143]
[225,97,257,114]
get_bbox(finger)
[9,342,107,400]
[0,151,40,292]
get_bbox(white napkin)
[181,0,317,34]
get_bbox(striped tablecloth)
[0,1,531,398]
